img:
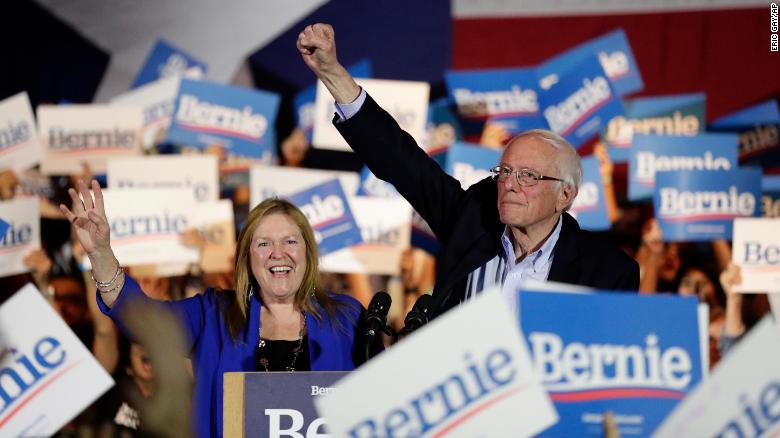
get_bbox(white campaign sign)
[313,78,430,151]
[110,76,180,150]
[732,218,780,293]
[315,289,558,438]
[0,284,114,436]
[0,92,42,173]
[98,188,199,267]
[320,197,412,275]
[192,199,235,273]
[38,104,143,175]
[249,165,359,208]
[653,317,780,438]
[0,197,40,278]
[107,154,219,202]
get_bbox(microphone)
[401,293,433,337]
[363,291,392,345]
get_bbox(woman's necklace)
[258,311,306,372]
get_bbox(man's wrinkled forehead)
[500,135,560,169]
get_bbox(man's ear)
[557,183,578,212]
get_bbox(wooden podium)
[223,371,349,437]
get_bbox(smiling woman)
[59,179,372,438]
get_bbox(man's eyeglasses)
[490,165,565,187]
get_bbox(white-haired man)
[298,23,639,316]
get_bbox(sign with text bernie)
[629,133,739,201]
[539,55,624,149]
[653,168,762,242]
[0,91,42,173]
[0,198,40,278]
[444,142,501,190]
[111,76,181,150]
[604,93,706,163]
[315,290,558,438]
[519,290,704,438]
[536,29,643,98]
[570,156,610,231]
[166,79,280,163]
[249,166,359,209]
[732,218,780,293]
[710,99,780,171]
[288,179,363,256]
[0,284,114,436]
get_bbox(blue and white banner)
[294,60,372,142]
[709,99,780,170]
[445,67,546,136]
[111,76,181,150]
[570,156,610,230]
[762,175,780,218]
[425,97,464,154]
[167,79,279,162]
[520,290,703,438]
[131,39,206,89]
[537,29,643,97]
[539,55,624,149]
[288,179,363,256]
[0,92,42,173]
[629,133,739,201]
[444,142,501,189]
[604,93,706,163]
[225,371,348,438]
[654,168,762,241]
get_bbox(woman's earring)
[247,284,254,305]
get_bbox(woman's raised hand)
[58,179,112,258]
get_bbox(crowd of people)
[0,22,775,437]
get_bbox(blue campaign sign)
[294,60,372,141]
[357,166,400,198]
[570,156,610,230]
[762,175,780,218]
[604,93,706,163]
[167,79,280,161]
[654,168,762,241]
[709,100,780,169]
[131,40,207,89]
[539,55,624,149]
[629,133,739,201]
[426,97,464,153]
[445,67,546,136]
[444,142,501,189]
[520,290,702,438]
[0,218,9,240]
[288,179,363,255]
[238,371,348,438]
[537,29,643,97]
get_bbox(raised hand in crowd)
[719,262,746,338]
[22,247,52,296]
[479,121,511,149]
[281,128,309,167]
[637,218,664,293]
[593,142,620,223]
[0,168,19,200]
[58,179,124,308]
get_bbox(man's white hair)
[513,129,583,189]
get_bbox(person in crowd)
[60,179,374,438]
[296,23,639,317]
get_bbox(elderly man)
[298,24,639,317]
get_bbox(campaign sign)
[653,317,780,438]
[313,78,429,151]
[320,197,411,275]
[315,290,558,438]
[629,133,739,201]
[445,67,546,136]
[249,166,359,208]
[287,179,362,256]
[38,104,143,175]
[0,198,40,277]
[111,76,181,150]
[604,93,706,163]
[357,166,400,198]
[224,371,348,438]
[709,99,780,170]
[0,91,42,172]
[0,217,8,239]
[444,142,501,189]
[732,218,780,293]
[520,291,703,437]
[167,79,280,162]
[295,60,372,142]
[131,39,206,89]
[0,284,114,436]
[570,156,610,231]
[537,29,643,97]
[425,97,464,154]
[107,154,219,202]
[539,55,624,149]
[763,175,780,218]
[96,188,199,267]
[653,168,762,242]
[192,199,236,274]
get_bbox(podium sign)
[223,371,348,438]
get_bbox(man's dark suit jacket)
[336,94,639,317]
